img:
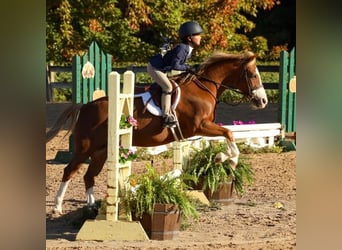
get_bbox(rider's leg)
[147,63,177,127]
[161,91,171,115]
[161,91,177,127]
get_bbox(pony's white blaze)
[54,180,70,214]
[252,67,268,108]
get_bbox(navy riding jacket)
[149,43,191,72]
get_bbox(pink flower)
[233,120,256,125]
[119,146,137,164]
[121,152,128,159]
[233,120,244,125]
[127,115,138,127]
[128,147,136,155]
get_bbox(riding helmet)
[178,21,203,40]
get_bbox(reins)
[192,76,218,102]
[196,73,246,95]
[190,72,249,106]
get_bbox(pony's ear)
[246,51,257,60]
[243,51,256,64]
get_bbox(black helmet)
[178,21,203,40]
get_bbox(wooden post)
[172,141,183,170]
[278,48,296,134]
[106,71,135,221]
[278,50,288,130]
[106,72,121,221]
[76,70,148,241]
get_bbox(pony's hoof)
[52,207,63,215]
[214,152,229,164]
[82,205,98,219]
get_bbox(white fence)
[142,122,283,169]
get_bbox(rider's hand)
[186,67,196,74]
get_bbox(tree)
[248,0,295,60]
[46,0,155,63]
[46,0,285,64]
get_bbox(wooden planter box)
[194,178,235,205]
[134,204,182,240]
[204,181,234,205]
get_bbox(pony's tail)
[46,103,83,143]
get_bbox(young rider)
[147,21,203,128]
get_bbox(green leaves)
[46,0,282,64]
[126,165,198,219]
[184,141,255,196]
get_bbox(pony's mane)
[197,51,255,74]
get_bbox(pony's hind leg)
[53,154,88,214]
[84,147,107,207]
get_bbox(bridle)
[191,66,263,102]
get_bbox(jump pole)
[172,140,210,206]
[76,71,148,241]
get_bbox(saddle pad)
[134,92,163,116]
[134,84,181,116]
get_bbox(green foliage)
[53,88,72,102]
[265,89,279,103]
[218,89,248,104]
[126,165,198,219]
[46,0,288,65]
[48,67,73,101]
[47,0,156,63]
[134,147,173,161]
[184,141,254,196]
[251,36,269,60]
[230,157,254,195]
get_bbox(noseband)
[243,68,264,98]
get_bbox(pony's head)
[198,51,268,109]
[242,52,268,108]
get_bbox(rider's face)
[191,34,201,46]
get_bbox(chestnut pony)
[47,51,268,214]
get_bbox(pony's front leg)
[198,120,235,140]
[199,120,235,141]
[199,120,240,169]
[212,140,239,169]
[224,140,240,169]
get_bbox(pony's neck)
[202,61,240,88]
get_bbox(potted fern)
[184,141,254,204]
[125,165,198,240]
